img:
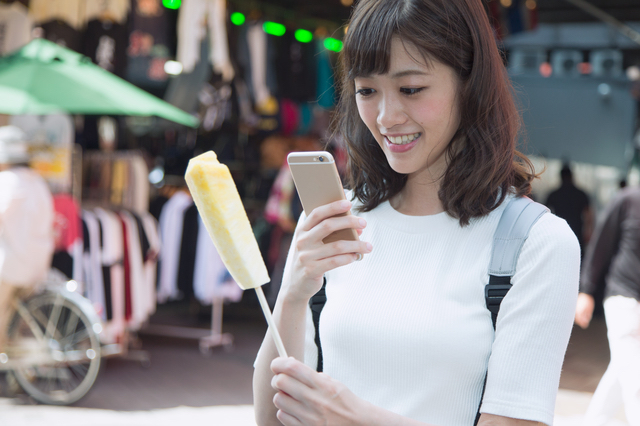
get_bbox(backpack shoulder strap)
[475,196,548,426]
[485,196,548,328]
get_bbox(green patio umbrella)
[0,38,199,128]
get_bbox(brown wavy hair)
[333,0,537,226]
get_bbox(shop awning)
[0,38,199,128]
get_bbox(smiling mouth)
[386,132,421,145]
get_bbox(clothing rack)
[141,297,234,354]
[143,190,242,355]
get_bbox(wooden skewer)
[254,286,288,358]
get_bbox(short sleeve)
[481,213,580,425]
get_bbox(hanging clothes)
[82,209,107,321]
[130,155,150,214]
[82,151,150,213]
[94,207,126,344]
[29,0,85,31]
[276,31,317,102]
[83,0,130,25]
[52,193,84,284]
[83,19,129,77]
[126,0,171,91]
[38,18,83,53]
[137,211,160,319]
[193,214,242,304]
[157,190,193,303]
[316,39,336,109]
[177,0,234,81]
[120,211,146,330]
[177,204,199,301]
[0,1,32,55]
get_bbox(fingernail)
[340,200,351,209]
[358,218,366,227]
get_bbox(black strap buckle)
[484,283,512,313]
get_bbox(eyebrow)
[390,69,430,78]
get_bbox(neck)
[390,176,444,216]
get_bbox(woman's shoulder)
[528,205,580,252]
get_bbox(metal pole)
[563,0,640,46]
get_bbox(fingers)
[300,238,372,262]
[271,359,316,424]
[276,407,303,426]
[272,357,318,389]
[303,212,366,244]
[298,214,367,250]
[302,200,353,232]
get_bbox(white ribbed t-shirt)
[292,194,579,426]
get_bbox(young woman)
[253,0,580,425]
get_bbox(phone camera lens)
[319,156,325,162]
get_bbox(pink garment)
[53,193,81,251]
[280,99,300,136]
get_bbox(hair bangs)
[343,0,408,79]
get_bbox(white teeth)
[387,132,421,145]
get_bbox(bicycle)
[0,270,102,405]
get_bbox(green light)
[162,0,181,9]
[230,12,245,26]
[263,21,286,37]
[324,37,343,52]
[294,29,313,43]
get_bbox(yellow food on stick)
[185,151,269,289]
[185,151,287,357]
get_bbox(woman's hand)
[271,357,369,426]
[282,200,372,304]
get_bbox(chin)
[385,158,417,175]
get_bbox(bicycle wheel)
[8,291,102,405]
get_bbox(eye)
[400,87,425,96]
[356,88,375,97]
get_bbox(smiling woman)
[253,1,580,425]
[336,0,536,223]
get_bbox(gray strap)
[488,197,549,276]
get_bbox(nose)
[376,94,407,130]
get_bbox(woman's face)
[354,38,461,183]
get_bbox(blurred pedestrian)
[575,186,640,425]
[0,126,54,358]
[545,163,594,255]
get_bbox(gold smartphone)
[287,151,360,245]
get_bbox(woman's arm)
[270,357,545,426]
[253,200,371,425]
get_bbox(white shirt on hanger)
[139,212,160,318]
[176,0,234,81]
[193,214,242,305]
[157,190,193,303]
[94,207,125,344]
[82,209,106,321]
